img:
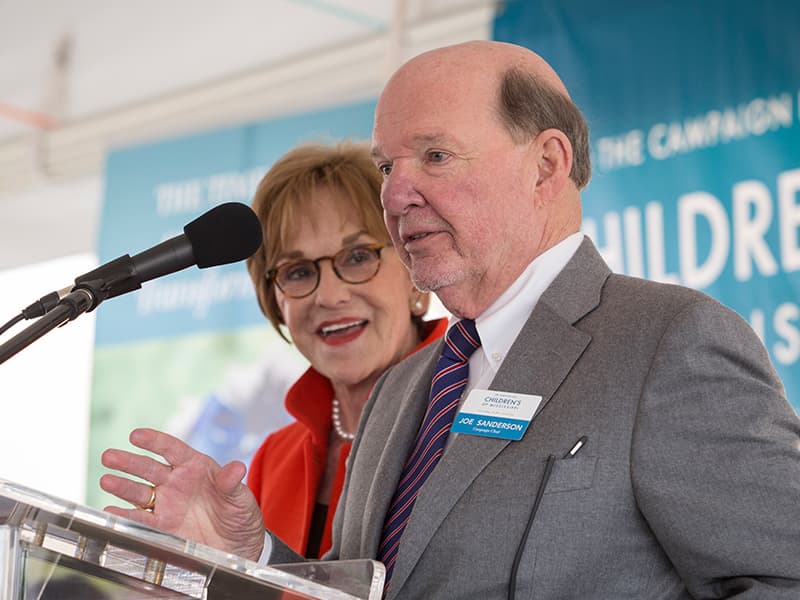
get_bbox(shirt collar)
[468,232,584,375]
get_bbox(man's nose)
[381,164,425,215]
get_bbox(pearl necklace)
[331,398,356,441]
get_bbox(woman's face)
[274,186,422,393]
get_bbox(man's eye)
[427,150,449,163]
[378,163,393,176]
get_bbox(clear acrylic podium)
[0,479,384,599]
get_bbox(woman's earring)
[413,299,424,314]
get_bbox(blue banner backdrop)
[494,0,799,410]
[86,100,376,507]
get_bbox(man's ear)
[532,128,573,206]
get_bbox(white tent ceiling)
[0,0,495,270]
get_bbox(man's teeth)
[320,320,367,335]
[409,232,429,241]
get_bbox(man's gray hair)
[497,67,591,189]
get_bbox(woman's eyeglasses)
[266,243,386,298]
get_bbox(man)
[102,41,800,598]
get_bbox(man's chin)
[411,269,460,293]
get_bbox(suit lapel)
[386,239,611,598]
[359,347,440,556]
[496,301,591,417]
[494,237,610,418]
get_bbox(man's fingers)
[130,427,218,470]
[101,449,173,486]
[216,461,247,494]
[99,474,155,508]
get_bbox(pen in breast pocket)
[564,436,588,458]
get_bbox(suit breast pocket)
[544,455,597,494]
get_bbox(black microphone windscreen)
[183,202,263,268]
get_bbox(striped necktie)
[377,319,481,590]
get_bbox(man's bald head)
[400,40,571,95]
[381,40,591,189]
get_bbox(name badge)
[450,389,542,440]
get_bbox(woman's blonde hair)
[246,142,389,339]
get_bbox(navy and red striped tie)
[377,319,481,590]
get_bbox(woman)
[244,142,445,557]
[100,143,446,559]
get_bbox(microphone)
[21,201,263,316]
[1,202,262,361]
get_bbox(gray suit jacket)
[270,238,800,599]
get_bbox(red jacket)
[246,318,447,557]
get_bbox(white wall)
[0,253,97,503]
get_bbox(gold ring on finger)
[138,484,157,511]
